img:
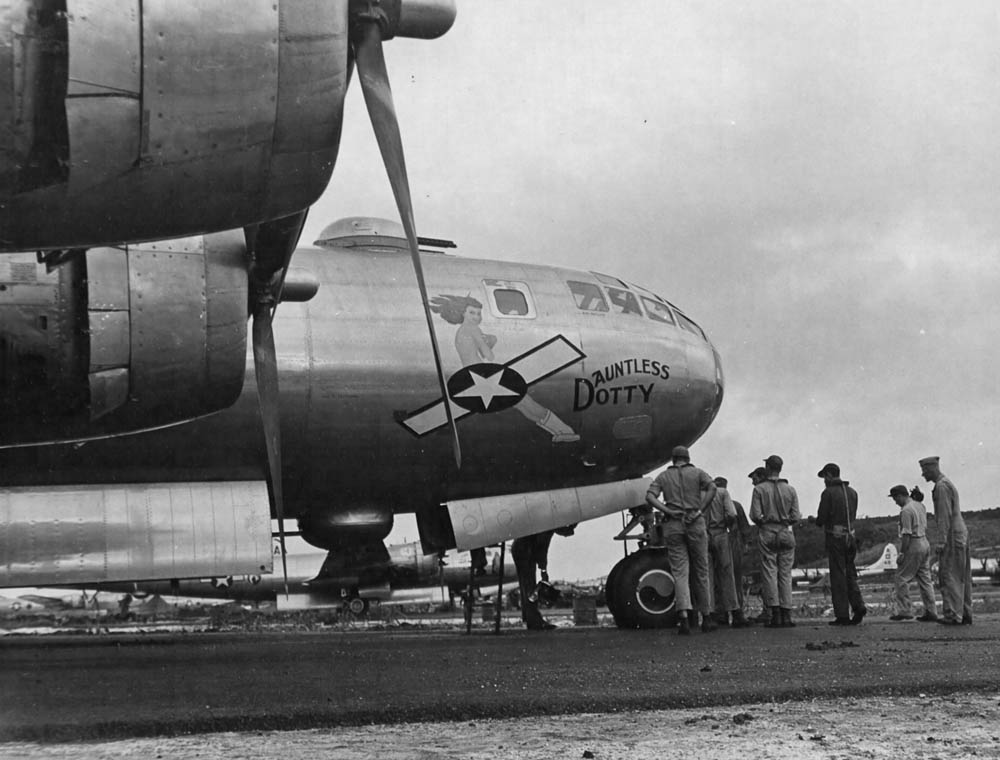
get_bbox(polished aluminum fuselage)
[0,243,723,521]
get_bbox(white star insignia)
[453,368,520,411]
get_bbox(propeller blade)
[251,304,290,598]
[353,21,461,469]
[246,210,306,599]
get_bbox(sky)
[305,2,1000,581]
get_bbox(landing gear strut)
[605,508,679,629]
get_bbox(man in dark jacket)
[815,463,867,626]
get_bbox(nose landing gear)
[605,507,678,629]
[605,549,678,628]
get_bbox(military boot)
[700,613,718,633]
[780,608,796,628]
[731,609,750,628]
[677,615,692,636]
[764,606,782,628]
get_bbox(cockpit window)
[483,279,536,319]
[675,311,706,340]
[606,287,644,317]
[641,296,676,325]
[567,281,609,312]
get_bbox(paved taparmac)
[1,616,998,742]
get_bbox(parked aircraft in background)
[84,535,518,613]
[0,217,725,630]
[793,543,900,585]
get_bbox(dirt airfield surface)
[4,693,1000,760]
[2,613,1000,758]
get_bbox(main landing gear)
[345,597,369,616]
[605,507,679,629]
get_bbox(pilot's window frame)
[483,279,536,319]
[675,311,706,340]
[605,286,645,318]
[566,280,609,313]
[592,272,628,289]
[629,282,668,304]
[641,296,676,325]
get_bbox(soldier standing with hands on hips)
[646,445,717,635]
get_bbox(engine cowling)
[0,1,457,252]
[0,0,348,250]
[0,231,248,446]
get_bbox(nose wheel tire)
[606,549,678,629]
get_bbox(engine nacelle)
[0,1,456,252]
[0,231,248,446]
[0,0,347,250]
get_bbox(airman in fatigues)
[729,498,752,614]
[747,466,770,625]
[750,455,800,628]
[646,445,717,635]
[920,456,972,625]
[887,484,937,622]
[707,477,750,628]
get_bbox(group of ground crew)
[645,447,974,634]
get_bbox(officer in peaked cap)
[920,456,972,625]
[646,445,717,635]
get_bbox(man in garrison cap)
[887,485,938,622]
[920,456,972,625]
[816,462,867,626]
[646,445,717,635]
[750,455,801,628]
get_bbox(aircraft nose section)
[710,346,725,422]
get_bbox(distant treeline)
[791,507,1000,568]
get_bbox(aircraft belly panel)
[0,481,272,587]
[446,478,650,552]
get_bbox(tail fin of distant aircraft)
[859,542,898,575]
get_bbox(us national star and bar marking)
[399,335,586,437]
